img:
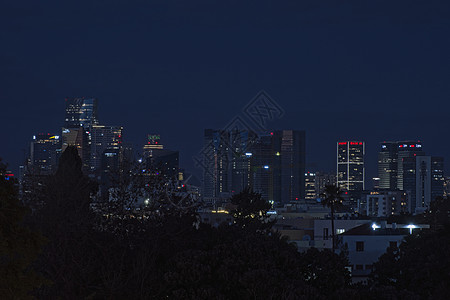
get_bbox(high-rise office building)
[403,155,444,214]
[251,135,275,202]
[61,127,90,171]
[142,134,164,159]
[305,172,316,201]
[279,130,306,203]
[202,129,256,198]
[140,134,179,178]
[396,141,425,190]
[364,190,409,217]
[63,97,99,173]
[337,141,365,191]
[202,129,305,204]
[251,130,306,204]
[378,142,399,190]
[29,133,62,175]
[377,140,444,214]
[378,141,423,193]
[337,141,365,210]
[202,129,231,198]
[146,150,179,178]
[378,141,423,192]
[89,125,123,175]
[315,172,337,197]
[230,130,257,194]
[430,157,444,210]
[65,97,98,128]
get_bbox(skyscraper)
[63,97,99,173]
[146,150,179,178]
[251,130,306,204]
[377,141,424,191]
[64,97,98,128]
[337,141,365,191]
[230,130,257,194]
[202,129,305,204]
[315,172,337,197]
[61,127,90,171]
[396,141,425,190]
[278,130,306,203]
[202,129,231,198]
[251,134,274,202]
[142,134,164,159]
[337,141,365,209]
[29,133,62,175]
[89,125,123,175]
[403,155,444,214]
[305,172,316,201]
[378,142,399,190]
[377,141,444,214]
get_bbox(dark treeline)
[1,146,450,299]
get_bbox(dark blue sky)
[2,0,450,181]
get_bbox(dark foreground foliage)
[371,219,450,299]
[2,147,450,299]
[0,159,46,299]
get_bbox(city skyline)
[2,3,450,297]
[2,1,450,182]
[3,96,448,186]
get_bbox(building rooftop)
[341,222,430,236]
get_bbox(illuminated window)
[336,228,345,234]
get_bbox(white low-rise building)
[341,222,430,283]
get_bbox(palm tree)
[320,185,344,253]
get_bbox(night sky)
[2,0,450,182]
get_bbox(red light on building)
[270,132,274,136]
[410,144,415,147]
[338,142,347,145]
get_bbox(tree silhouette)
[0,159,46,298]
[229,187,273,230]
[320,185,343,253]
[31,146,100,298]
[423,196,450,231]
[371,225,450,299]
